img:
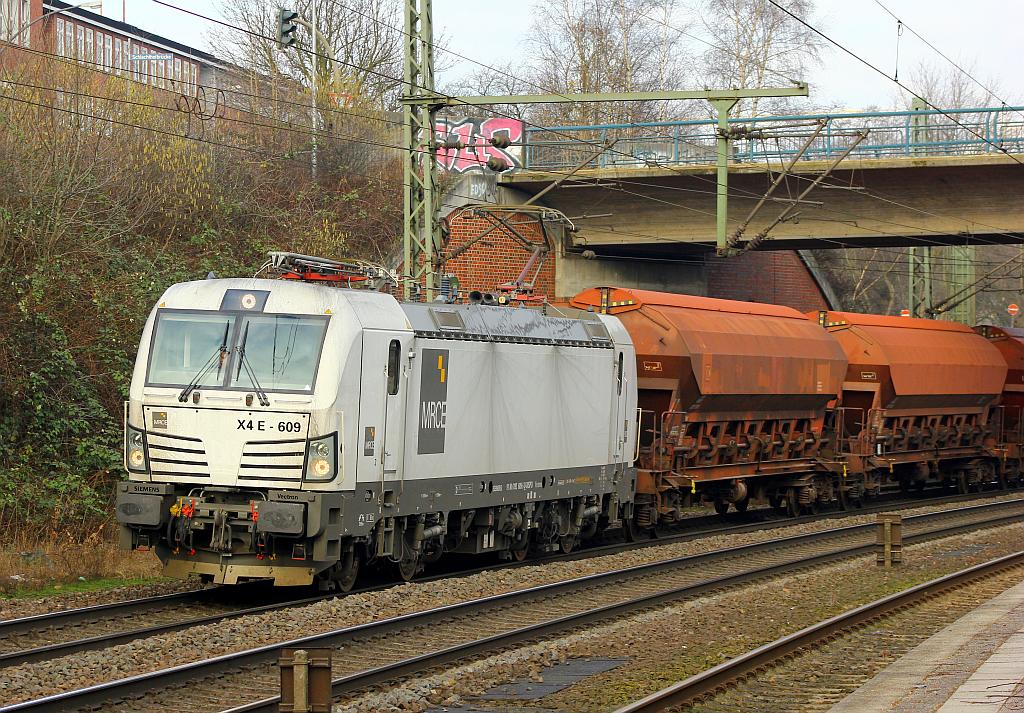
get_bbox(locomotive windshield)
[229,314,328,392]
[146,310,328,392]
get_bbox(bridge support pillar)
[711,98,739,256]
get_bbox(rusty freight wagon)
[571,287,847,527]
[975,325,1024,486]
[817,312,1006,495]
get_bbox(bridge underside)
[503,154,1024,254]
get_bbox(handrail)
[521,104,1024,170]
[527,105,1024,133]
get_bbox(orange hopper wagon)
[571,287,847,525]
[974,325,1024,486]
[816,312,1006,494]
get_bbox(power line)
[765,0,1023,167]
[42,0,1024,271]
[870,0,1022,121]
[148,0,794,203]
[7,37,406,130]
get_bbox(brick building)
[3,1,221,91]
[0,0,285,121]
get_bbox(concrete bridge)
[502,105,1024,254]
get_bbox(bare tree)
[451,0,691,128]
[212,0,404,108]
[896,59,1003,110]
[526,0,691,126]
[697,0,821,116]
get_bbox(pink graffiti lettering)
[434,117,524,173]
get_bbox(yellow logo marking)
[437,355,446,383]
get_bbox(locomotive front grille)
[238,438,306,481]
[147,432,210,477]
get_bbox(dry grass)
[0,525,162,597]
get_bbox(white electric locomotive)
[116,254,637,589]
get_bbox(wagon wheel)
[838,486,849,512]
[804,496,820,516]
[785,487,800,518]
[734,497,750,514]
[623,516,643,542]
[713,500,730,516]
[957,470,969,495]
[559,534,578,554]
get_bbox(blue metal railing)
[522,105,1024,171]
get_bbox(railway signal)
[1009,303,1020,317]
[276,8,299,48]
[900,309,911,317]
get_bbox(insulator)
[489,134,512,149]
[486,156,511,172]
[443,134,464,150]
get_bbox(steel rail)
[612,549,1024,712]
[4,498,1021,713]
[2,489,1002,668]
[0,589,209,638]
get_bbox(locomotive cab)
[116,273,406,586]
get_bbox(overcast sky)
[117,0,1024,113]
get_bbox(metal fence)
[522,105,1024,171]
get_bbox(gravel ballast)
[336,522,1024,712]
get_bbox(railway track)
[5,497,1022,713]
[614,550,1024,713]
[0,489,1011,669]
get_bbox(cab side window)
[387,340,401,395]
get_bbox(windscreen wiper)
[178,322,231,402]
[235,322,270,406]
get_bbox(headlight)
[125,425,149,472]
[305,433,337,481]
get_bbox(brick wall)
[436,211,829,311]
[439,212,555,297]
[705,250,829,311]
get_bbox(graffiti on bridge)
[435,117,524,173]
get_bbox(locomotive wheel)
[395,531,421,582]
[713,500,729,516]
[335,548,361,593]
[509,531,530,562]
[396,552,419,582]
